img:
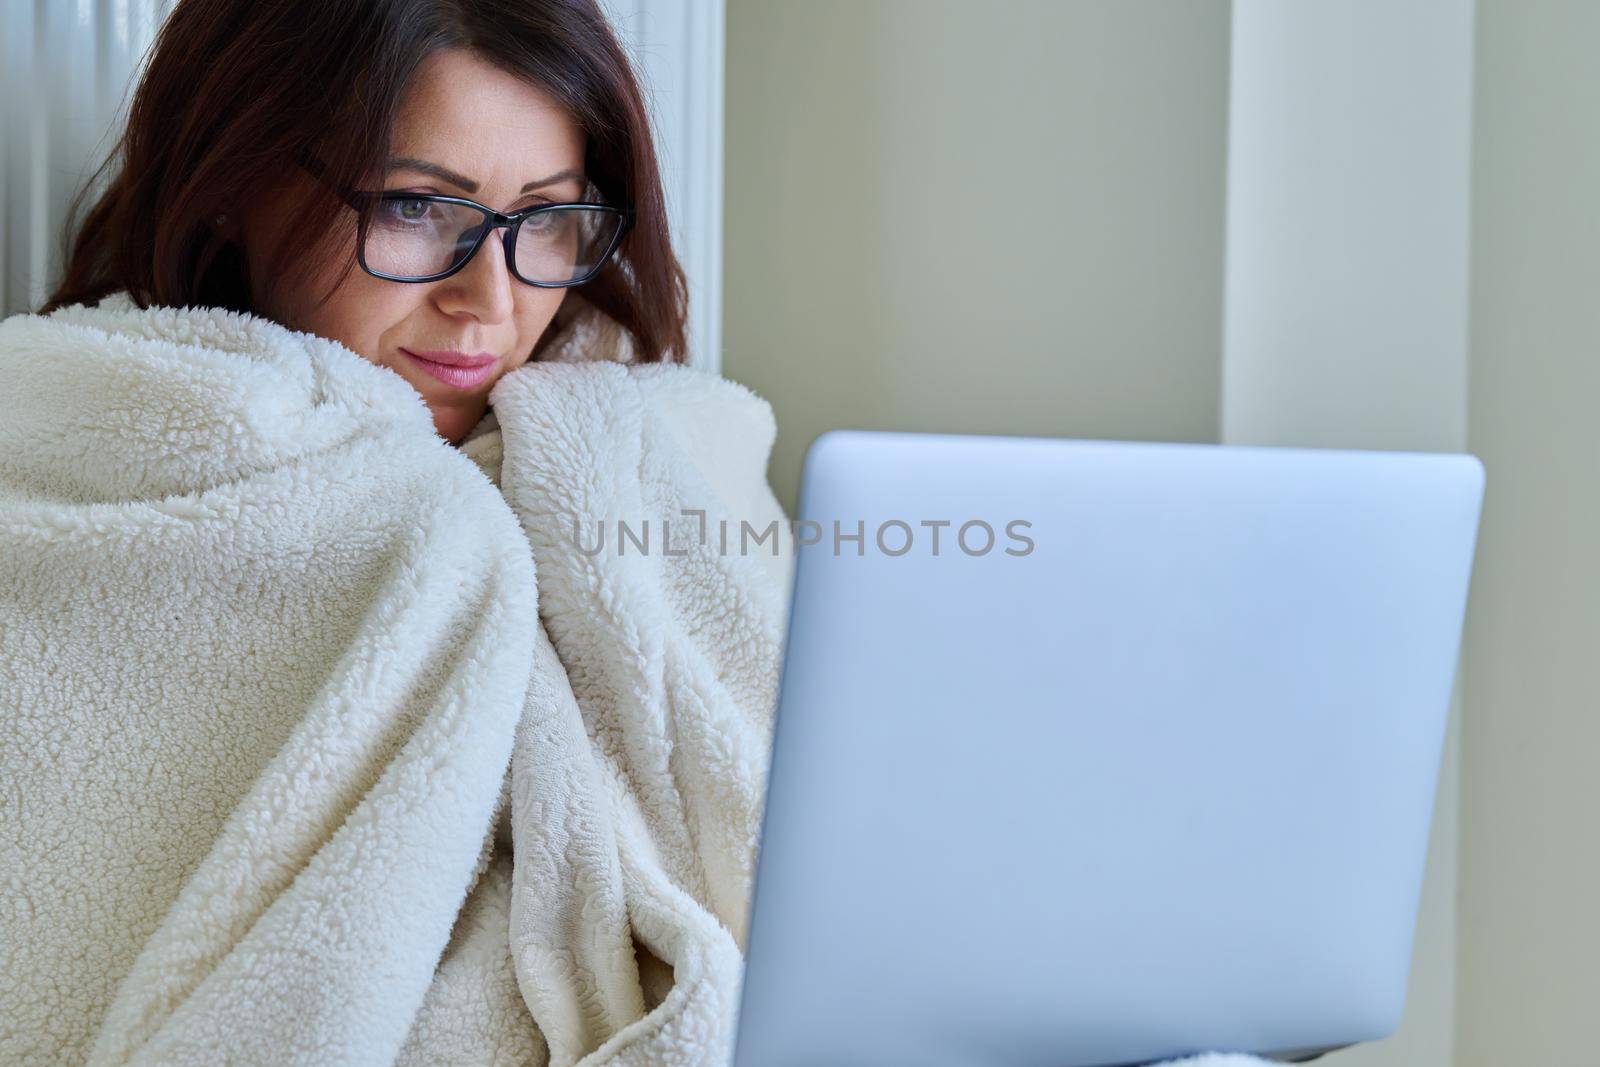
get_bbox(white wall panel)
[1223,2,1476,1064]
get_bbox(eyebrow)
[384,157,585,195]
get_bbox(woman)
[1,1,793,1064]
[42,0,686,445]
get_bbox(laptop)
[731,430,1484,1067]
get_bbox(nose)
[432,225,516,326]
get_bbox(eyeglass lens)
[363,198,624,283]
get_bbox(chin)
[429,397,491,445]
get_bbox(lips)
[399,348,499,390]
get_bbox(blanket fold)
[491,360,794,1065]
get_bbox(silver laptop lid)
[733,431,1484,1067]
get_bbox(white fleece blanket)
[0,291,793,1066]
[0,294,1273,1067]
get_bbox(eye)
[377,197,441,226]
[521,208,560,231]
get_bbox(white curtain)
[0,0,725,372]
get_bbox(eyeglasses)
[297,155,634,287]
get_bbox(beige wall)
[1458,1,1600,1062]
[724,0,1229,516]
[726,2,1600,1064]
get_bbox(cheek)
[515,290,570,363]
[264,229,413,365]
[302,277,424,366]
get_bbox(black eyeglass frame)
[297,155,635,288]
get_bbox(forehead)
[389,48,585,185]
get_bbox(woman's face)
[237,47,585,444]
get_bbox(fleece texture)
[0,292,1271,1067]
[0,290,790,1066]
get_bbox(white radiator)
[0,0,173,316]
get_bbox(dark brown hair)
[40,0,687,364]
